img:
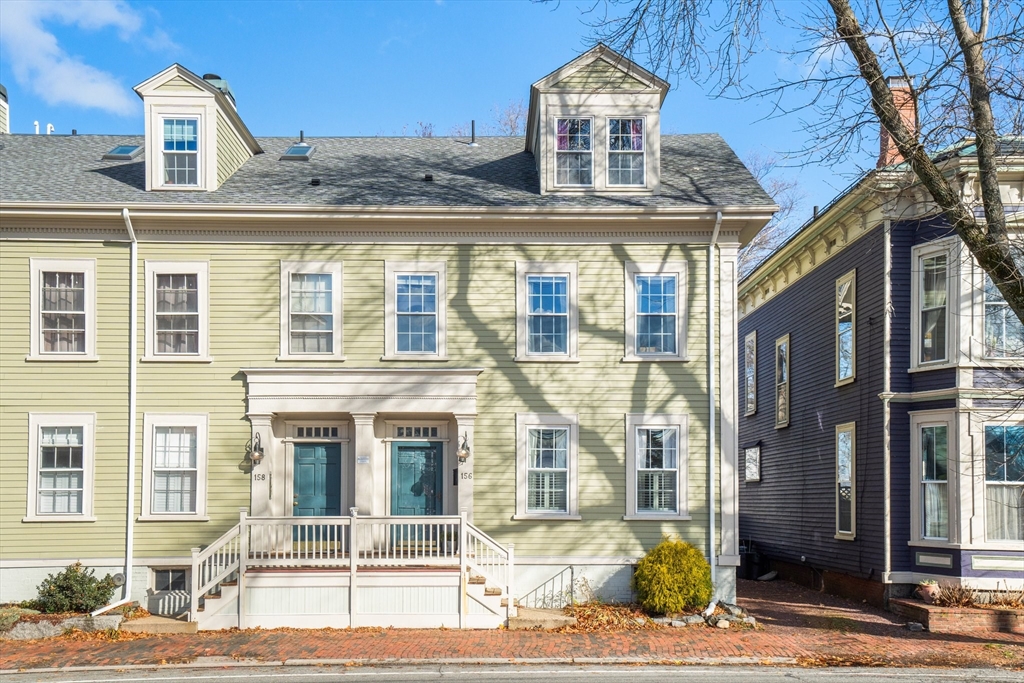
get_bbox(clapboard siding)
[1,239,721,563]
[738,223,886,579]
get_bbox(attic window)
[103,145,143,160]
[281,143,314,161]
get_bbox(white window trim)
[910,239,956,370]
[623,413,689,520]
[514,413,580,520]
[515,261,579,362]
[605,116,648,188]
[143,261,212,362]
[27,258,98,361]
[141,413,209,521]
[980,414,1024,547]
[24,413,96,522]
[623,261,689,362]
[774,334,790,429]
[156,113,204,191]
[553,116,595,188]
[278,261,344,361]
[835,422,857,540]
[744,330,757,416]
[383,261,447,361]
[835,269,856,386]
[909,410,956,545]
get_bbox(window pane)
[155,274,200,354]
[290,273,332,313]
[527,471,567,512]
[529,428,568,469]
[984,274,1024,357]
[923,482,948,538]
[837,278,854,380]
[38,427,84,515]
[290,273,333,353]
[154,427,197,469]
[637,471,677,512]
[396,274,437,353]
[744,446,761,482]
[920,255,947,362]
[556,118,592,185]
[837,428,854,534]
[153,472,197,513]
[163,153,198,185]
[41,272,87,353]
[636,275,677,354]
[921,423,949,539]
[922,425,948,482]
[527,275,568,354]
[985,484,1023,541]
[745,336,756,413]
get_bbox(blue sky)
[0,0,870,214]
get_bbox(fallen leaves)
[555,602,664,633]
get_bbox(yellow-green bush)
[633,538,712,614]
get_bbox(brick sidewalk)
[2,581,1022,671]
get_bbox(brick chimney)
[877,76,917,168]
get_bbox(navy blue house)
[737,130,1023,605]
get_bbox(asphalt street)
[1,665,1021,683]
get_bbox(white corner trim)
[515,261,579,362]
[28,257,97,360]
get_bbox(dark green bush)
[35,562,117,614]
[633,538,713,615]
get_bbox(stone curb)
[0,656,800,675]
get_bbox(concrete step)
[121,615,198,634]
[507,607,576,630]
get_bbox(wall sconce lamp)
[247,432,265,466]
[456,433,471,464]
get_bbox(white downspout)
[93,208,138,615]
[705,210,723,611]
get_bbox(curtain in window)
[985,485,1023,541]
[923,482,949,538]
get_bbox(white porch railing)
[189,508,515,626]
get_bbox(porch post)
[349,507,359,628]
[237,508,248,630]
[459,506,468,629]
[247,414,275,517]
[351,413,377,515]
[453,413,476,522]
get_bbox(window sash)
[836,426,854,535]
[527,275,568,354]
[152,427,198,514]
[919,255,947,363]
[155,569,188,592]
[636,427,678,512]
[775,337,790,427]
[836,276,854,381]
[555,118,592,186]
[40,271,86,353]
[289,273,333,354]
[635,274,677,354]
[37,426,84,515]
[396,273,438,353]
[983,274,1024,358]
[527,427,569,512]
[608,118,645,186]
[162,119,198,186]
[155,273,200,354]
[984,423,1023,539]
[744,333,756,414]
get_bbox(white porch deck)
[190,510,515,630]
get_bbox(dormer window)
[162,118,199,186]
[555,118,592,186]
[608,118,645,186]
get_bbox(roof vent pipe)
[34,120,39,135]
[469,120,479,148]
[46,123,54,135]
[813,205,819,219]
[300,130,304,143]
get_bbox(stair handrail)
[189,521,242,621]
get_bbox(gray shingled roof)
[0,134,773,208]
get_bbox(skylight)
[103,145,143,160]
[280,143,314,161]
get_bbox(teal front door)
[293,443,342,517]
[391,442,443,516]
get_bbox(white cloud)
[0,1,173,116]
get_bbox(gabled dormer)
[526,44,669,195]
[134,65,261,192]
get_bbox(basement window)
[103,145,143,160]
[280,143,315,161]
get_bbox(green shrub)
[35,562,117,614]
[633,538,713,615]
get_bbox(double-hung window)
[744,331,757,415]
[29,258,97,360]
[608,118,645,186]
[775,334,790,428]
[279,262,343,359]
[835,422,856,539]
[918,252,948,364]
[920,424,949,539]
[142,414,208,519]
[983,274,1024,358]
[384,261,447,360]
[145,262,210,361]
[625,414,688,519]
[555,118,592,186]
[515,262,578,361]
[162,118,199,186]
[624,262,687,361]
[515,413,579,519]
[836,271,855,384]
[985,423,1024,542]
[26,413,95,521]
